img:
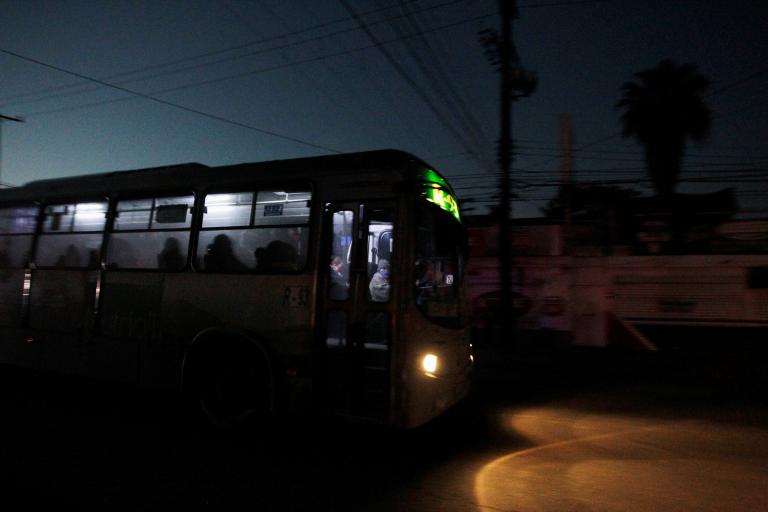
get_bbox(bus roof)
[0,149,445,202]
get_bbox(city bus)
[0,149,472,428]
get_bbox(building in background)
[466,193,768,351]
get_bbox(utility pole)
[497,0,514,344]
[0,114,24,188]
[560,113,573,255]
[480,1,536,345]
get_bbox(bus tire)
[187,340,275,431]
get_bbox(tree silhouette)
[617,60,711,197]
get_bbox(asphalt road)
[473,396,768,511]
[1,345,767,511]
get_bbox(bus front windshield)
[414,202,466,329]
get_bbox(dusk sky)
[1,0,766,217]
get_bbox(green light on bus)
[420,168,450,189]
[418,167,461,222]
[424,185,461,223]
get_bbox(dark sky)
[1,0,766,217]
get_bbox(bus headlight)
[422,353,439,374]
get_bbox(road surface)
[1,347,767,510]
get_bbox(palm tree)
[617,60,711,197]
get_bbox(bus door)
[318,201,397,422]
[26,201,109,375]
[0,205,38,367]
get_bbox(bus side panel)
[0,269,28,367]
[27,269,96,375]
[138,272,197,390]
[94,272,165,384]
[0,269,25,327]
[153,273,315,399]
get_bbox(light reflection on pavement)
[474,406,768,511]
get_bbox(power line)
[337,0,488,170]
[0,47,340,153]
[462,167,768,186]
[18,13,495,119]
[0,0,474,111]
[513,144,768,161]
[389,0,493,166]
[223,0,391,142]
[1,0,606,109]
[0,0,422,105]
[518,0,612,7]
[707,67,768,97]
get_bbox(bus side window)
[106,195,194,270]
[197,190,311,273]
[0,205,38,268]
[254,191,310,272]
[36,201,108,269]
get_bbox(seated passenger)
[56,244,81,268]
[328,255,348,300]
[204,234,246,272]
[158,237,184,270]
[256,240,297,272]
[369,259,390,302]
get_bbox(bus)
[0,149,472,428]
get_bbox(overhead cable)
[0,47,340,153]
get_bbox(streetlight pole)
[0,113,24,188]
[494,1,536,346]
[497,0,514,345]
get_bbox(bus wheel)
[195,349,273,430]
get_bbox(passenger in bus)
[204,234,246,272]
[329,255,348,300]
[56,244,81,267]
[255,240,297,272]
[369,258,390,302]
[158,237,184,270]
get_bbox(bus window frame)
[194,182,315,275]
[0,202,41,270]
[105,190,197,273]
[33,196,110,270]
